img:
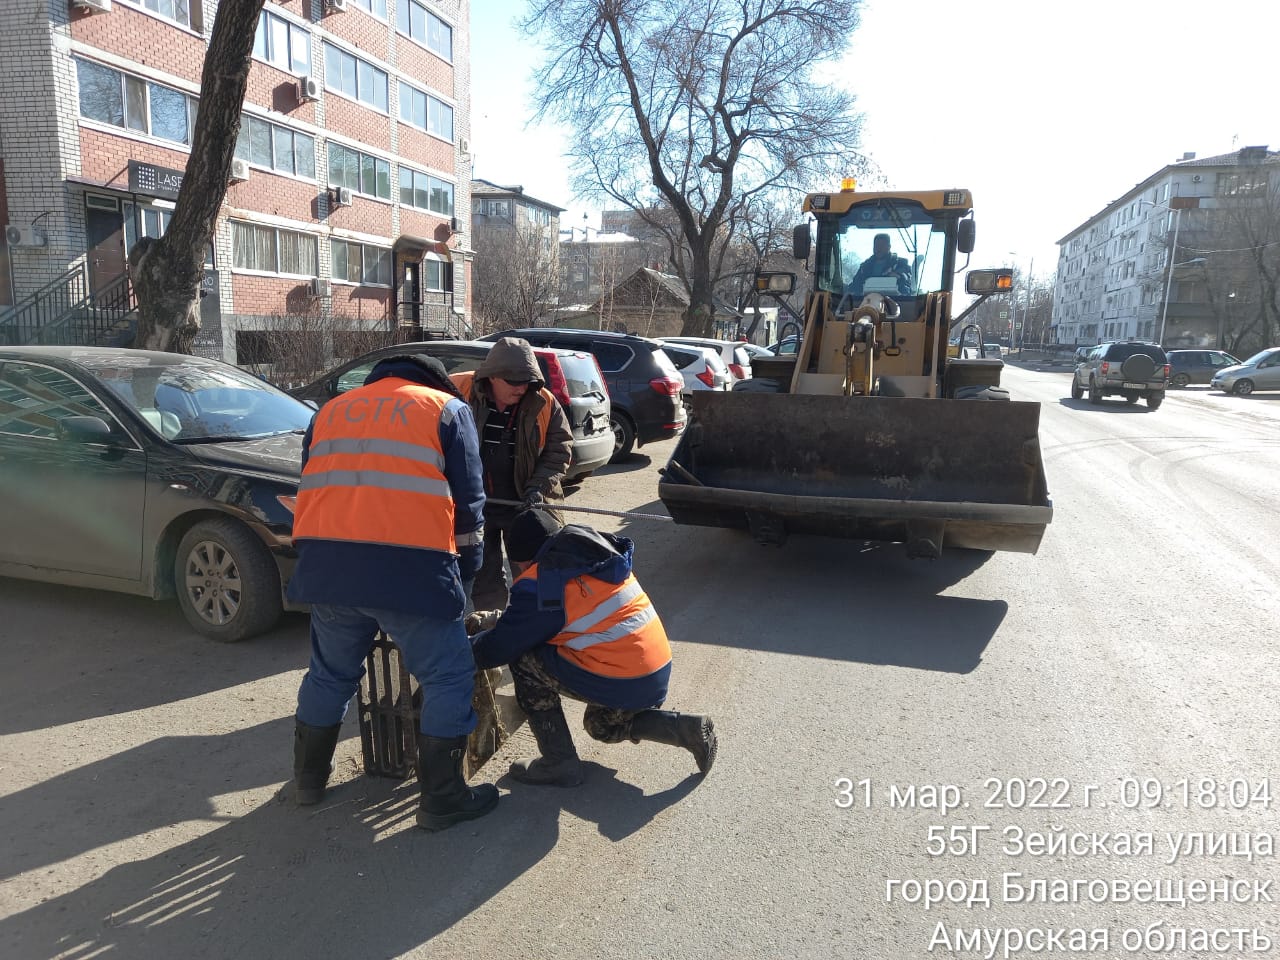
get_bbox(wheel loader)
[657,183,1052,557]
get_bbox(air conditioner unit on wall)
[229,158,250,183]
[71,0,111,13]
[311,277,333,298]
[458,137,470,154]
[1192,175,1203,183]
[326,0,348,10]
[329,186,352,207]
[5,224,47,248]
[298,76,321,103]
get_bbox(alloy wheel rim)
[184,539,242,625]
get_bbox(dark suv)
[291,340,613,480]
[1071,340,1169,410]
[482,329,686,461]
[1166,349,1240,388]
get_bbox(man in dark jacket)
[847,232,913,297]
[469,509,717,787]
[452,337,573,610]
[288,355,498,832]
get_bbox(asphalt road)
[1,364,1277,959]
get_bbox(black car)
[481,328,686,461]
[1166,349,1241,388]
[291,339,613,480]
[0,347,308,641]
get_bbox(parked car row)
[0,326,793,642]
[1068,342,1280,407]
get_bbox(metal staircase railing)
[0,266,136,347]
[0,266,90,345]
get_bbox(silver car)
[1210,347,1280,396]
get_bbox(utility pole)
[1018,257,1033,356]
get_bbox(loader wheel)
[1070,378,1083,400]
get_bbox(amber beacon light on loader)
[657,183,1052,557]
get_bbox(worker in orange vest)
[288,355,496,832]
[451,337,572,611]
[469,509,716,786]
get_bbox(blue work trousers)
[296,604,478,738]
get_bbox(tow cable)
[486,497,674,523]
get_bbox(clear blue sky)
[470,0,1279,281]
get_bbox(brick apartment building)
[0,0,473,363]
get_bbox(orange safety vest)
[452,370,553,449]
[515,565,673,679]
[293,378,458,555]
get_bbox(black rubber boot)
[293,720,342,806]
[628,710,717,774]
[415,734,499,832]
[510,706,585,787]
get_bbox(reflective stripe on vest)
[293,379,458,554]
[518,566,672,679]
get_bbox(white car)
[660,336,755,381]
[657,341,733,402]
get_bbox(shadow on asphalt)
[1056,397,1159,413]
[0,733,696,959]
[623,505,1006,675]
[0,577,311,735]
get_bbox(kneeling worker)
[469,509,717,786]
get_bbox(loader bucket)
[657,392,1052,555]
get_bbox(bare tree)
[129,0,265,353]
[238,309,395,389]
[472,223,561,333]
[523,0,866,337]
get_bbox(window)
[231,221,318,276]
[324,44,389,111]
[235,116,316,178]
[399,167,454,216]
[423,258,445,291]
[0,363,114,441]
[482,199,511,220]
[397,82,453,140]
[253,9,311,74]
[331,240,392,286]
[395,0,452,59]
[328,143,391,199]
[587,342,633,372]
[75,58,196,146]
[351,0,387,17]
[122,0,194,29]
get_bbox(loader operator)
[288,354,500,833]
[467,508,717,787]
[847,232,913,297]
[451,337,573,611]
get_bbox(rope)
[486,497,675,523]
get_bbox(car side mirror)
[57,415,116,444]
[792,223,811,261]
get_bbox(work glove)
[459,542,484,581]
[522,488,545,509]
[465,609,502,636]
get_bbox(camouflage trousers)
[510,651,659,744]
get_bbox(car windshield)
[556,353,607,398]
[79,354,314,441]
[1241,348,1278,366]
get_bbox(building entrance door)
[402,260,422,335]
[85,205,127,295]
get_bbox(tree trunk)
[680,244,716,338]
[131,0,266,353]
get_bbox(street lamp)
[1139,195,1201,346]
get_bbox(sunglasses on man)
[500,378,533,387]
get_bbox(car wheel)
[609,413,636,463]
[1234,379,1255,396]
[1171,373,1190,388]
[1088,379,1103,405]
[1147,394,1163,410]
[1126,394,1139,404]
[1070,378,1083,400]
[175,517,282,642]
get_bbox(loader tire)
[953,385,1010,401]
